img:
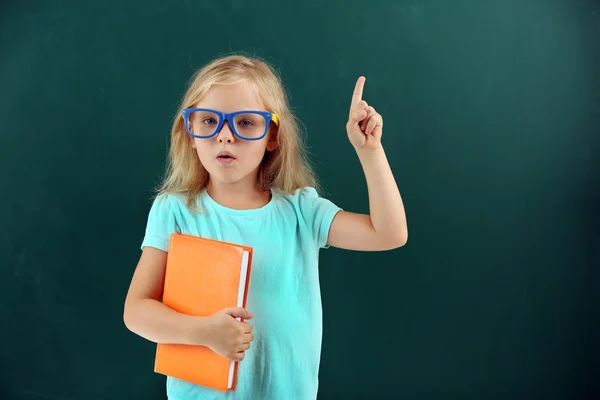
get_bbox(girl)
[123,54,407,400]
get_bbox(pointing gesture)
[346,76,383,151]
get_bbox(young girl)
[123,54,407,399]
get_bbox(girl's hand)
[346,76,384,151]
[203,307,254,362]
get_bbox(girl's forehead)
[194,81,265,111]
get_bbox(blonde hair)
[155,54,319,209]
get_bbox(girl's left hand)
[346,76,383,151]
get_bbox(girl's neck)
[206,179,271,210]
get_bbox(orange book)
[154,233,253,392]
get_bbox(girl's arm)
[123,247,212,345]
[326,76,408,251]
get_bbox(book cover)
[154,233,253,392]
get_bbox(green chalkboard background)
[1,0,598,399]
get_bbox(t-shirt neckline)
[200,188,276,216]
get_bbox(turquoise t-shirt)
[140,186,342,400]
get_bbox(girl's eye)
[238,120,254,128]
[203,118,217,125]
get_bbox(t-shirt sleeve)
[140,194,179,252]
[297,187,342,248]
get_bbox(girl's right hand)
[203,307,254,361]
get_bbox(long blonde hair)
[155,54,319,209]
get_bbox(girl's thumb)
[225,307,253,320]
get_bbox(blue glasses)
[182,108,279,141]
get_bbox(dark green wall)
[1,0,598,399]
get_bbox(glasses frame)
[182,108,279,141]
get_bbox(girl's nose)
[216,121,235,143]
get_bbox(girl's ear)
[266,126,279,152]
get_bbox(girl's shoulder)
[149,191,187,208]
[274,186,341,222]
[276,186,320,202]
[146,191,194,219]
[276,186,332,207]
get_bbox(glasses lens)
[233,113,267,139]
[188,110,220,137]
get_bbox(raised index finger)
[351,76,366,106]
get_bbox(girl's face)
[189,81,278,188]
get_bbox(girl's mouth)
[217,151,236,164]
